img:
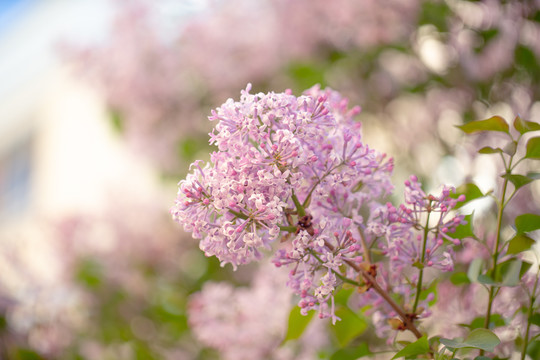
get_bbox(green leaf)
[525,137,540,159]
[527,172,540,180]
[391,335,430,359]
[330,343,371,360]
[448,213,474,240]
[529,313,540,327]
[495,259,525,286]
[468,258,484,283]
[477,274,496,286]
[502,174,534,190]
[478,146,503,154]
[440,328,500,352]
[513,116,540,134]
[474,357,493,360]
[283,306,314,342]
[334,287,354,306]
[331,307,368,347]
[457,116,509,134]
[461,314,505,330]
[451,183,485,209]
[450,272,471,285]
[515,213,540,233]
[507,234,535,254]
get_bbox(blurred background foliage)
[0,0,539,359]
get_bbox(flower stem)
[413,207,432,315]
[521,271,539,360]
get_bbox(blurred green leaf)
[478,146,503,154]
[330,343,371,360]
[451,184,485,209]
[513,116,540,134]
[109,108,124,133]
[75,258,103,289]
[468,258,483,283]
[391,335,430,359]
[460,314,505,330]
[283,306,314,342]
[507,234,535,254]
[440,328,500,352]
[448,213,474,239]
[450,272,471,285]
[457,116,509,134]
[495,259,526,286]
[529,313,540,327]
[419,2,450,32]
[515,213,540,233]
[502,174,534,190]
[525,137,540,159]
[331,306,368,347]
[12,349,45,360]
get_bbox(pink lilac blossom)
[173,85,465,333]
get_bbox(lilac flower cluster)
[172,85,464,333]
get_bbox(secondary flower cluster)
[172,85,464,331]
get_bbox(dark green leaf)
[502,174,534,190]
[529,313,540,327]
[507,234,535,254]
[283,306,314,342]
[461,314,505,330]
[478,146,503,154]
[330,343,371,360]
[514,116,540,134]
[391,335,430,359]
[525,137,540,159]
[451,183,485,209]
[440,328,500,352]
[515,213,540,233]
[457,116,510,134]
[331,307,368,347]
[474,357,493,360]
[450,272,471,285]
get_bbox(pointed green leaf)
[330,343,371,360]
[391,335,430,359]
[457,116,509,134]
[507,234,535,254]
[451,183,485,209]
[283,306,314,342]
[501,174,534,190]
[478,146,503,154]
[514,116,540,134]
[516,213,540,233]
[525,137,540,159]
[477,274,496,285]
[331,307,368,347]
[440,329,500,352]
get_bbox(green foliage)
[440,328,500,352]
[525,137,540,159]
[449,213,475,240]
[461,314,506,331]
[391,335,430,359]
[330,343,371,360]
[331,307,368,347]
[451,184,485,209]
[513,116,540,134]
[283,306,315,342]
[507,234,535,255]
[501,174,533,191]
[457,116,510,134]
[515,213,540,233]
